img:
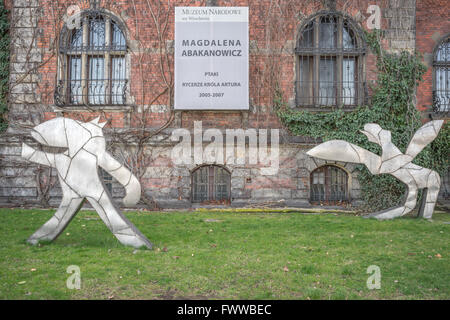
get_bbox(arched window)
[192,165,231,204]
[433,36,450,113]
[310,165,348,204]
[55,10,128,106]
[296,12,366,108]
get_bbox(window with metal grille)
[99,167,113,194]
[310,165,348,204]
[441,168,450,200]
[192,165,231,204]
[296,12,366,108]
[433,36,450,114]
[55,10,128,106]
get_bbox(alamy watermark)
[66,265,81,290]
[367,5,381,30]
[366,265,381,290]
[170,121,280,175]
[63,5,82,30]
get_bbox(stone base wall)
[0,132,363,209]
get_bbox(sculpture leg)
[86,192,152,249]
[418,171,440,219]
[370,187,417,220]
[369,206,407,220]
[28,197,85,245]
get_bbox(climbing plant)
[275,30,449,211]
[0,2,9,133]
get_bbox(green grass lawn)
[0,208,448,300]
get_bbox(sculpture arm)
[306,140,382,174]
[406,120,444,158]
[21,143,56,168]
[98,151,141,206]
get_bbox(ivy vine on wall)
[0,2,9,133]
[275,30,449,211]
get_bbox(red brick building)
[0,0,448,208]
[416,0,450,116]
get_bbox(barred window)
[310,165,348,204]
[192,165,231,204]
[441,168,450,200]
[433,36,450,114]
[296,12,366,108]
[99,167,113,194]
[56,10,128,106]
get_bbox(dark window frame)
[99,167,113,194]
[310,165,349,205]
[55,9,129,107]
[191,165,231,204]
[441,168,450,200]
[295,11,367,110]
[432,34,450,115]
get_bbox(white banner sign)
[174,7,249,110]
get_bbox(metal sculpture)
[307,121,444,219]
[22,117,152,248]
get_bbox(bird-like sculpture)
[306,120,444,220]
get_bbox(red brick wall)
[29,0,383,130]
[416,0,450,115]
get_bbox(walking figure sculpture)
[21,117,153,249]
[307,120,444,220]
